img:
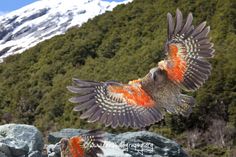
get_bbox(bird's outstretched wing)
[68,78,163,128]
[159,9,214,91]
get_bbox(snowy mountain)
[0,0,132,62]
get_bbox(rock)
[0,138,29,156]
[0,143,11,156]
[100,140,132,157]
[48,129,188,157]
[0,151,8,157]
[28,151,42,157]
[48,128,87,144]
[105,131,188,157]
[0,124,44,157]
[46,144,60,157]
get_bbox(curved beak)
[149,67,158,80]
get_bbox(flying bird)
[67,9,214,129]
[59,130,104,157]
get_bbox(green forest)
[0,0,235,156]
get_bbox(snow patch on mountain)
[0,0,132,62]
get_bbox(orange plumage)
[108,83,155,107]
[165,44,187,83]
[68,137,85,157]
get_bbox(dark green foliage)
[0,0,235,155]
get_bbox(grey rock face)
[0,124,44,157]
[46,144,61,157]
[104,131,188,157]
[48,129,188,157]
[0,125,188,156]
[0,143,11,156]
[0,151,8,157]
[28,151,42,157]
[48,128,87,144]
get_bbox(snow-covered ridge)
[0,0,132,61]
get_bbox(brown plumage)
[67,9,214,129]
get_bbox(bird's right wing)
[159,9,214,91]
[68,78,164,128]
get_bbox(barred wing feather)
[162,9,214,91]
[68,78,164,129]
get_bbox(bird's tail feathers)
[176,94,195,117]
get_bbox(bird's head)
[141,67,167,91]
[149,67,167,88]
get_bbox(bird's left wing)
[68,78,164,128]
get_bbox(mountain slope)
[0,0,131,61]
[0,0,235,156]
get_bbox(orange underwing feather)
[164,9,214,91]
[68,79,164,128]
[69,137,85,157]
[108,83,155,107]
[165,44,187,83]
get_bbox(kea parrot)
[59,130,104,157]
[67,9,214,129]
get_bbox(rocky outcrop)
[48,129,188,157]
[0,124,44,157]
[0,124,188,157]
